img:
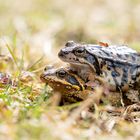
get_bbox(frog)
[58,41,140,93]
[40,67,140,106]
[40,67,101,103]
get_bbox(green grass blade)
[27,55,44,71]
[6,43,20,70]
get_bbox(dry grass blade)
[46,92,62,107]
[30,65,46,73]
[121,103,140,122]
[66,88,103,124]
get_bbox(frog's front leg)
[124,89,140,104]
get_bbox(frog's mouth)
[58,50,78,62]
[40,74,81,93]
[58,51,89,66]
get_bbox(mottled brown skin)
[40,67,140,106]
[58,41,140,93]
[40,67,94,103]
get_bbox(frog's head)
[40,67,85,93]
[58,41,102,75]
[58,41,85,64]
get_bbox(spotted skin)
[40,67,92,103]
[58,41,140,92]
[40,67,140,106]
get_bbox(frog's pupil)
[74,47,85,56]
[77,49,84,53]
[58,70,66,78]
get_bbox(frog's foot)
[125,103,140,112]
[85,77,109,95]
[124,89,140,104]
[121,103,140,121]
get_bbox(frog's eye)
[74,47,86,56]
[56,70,67,78]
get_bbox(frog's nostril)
[58,50,68,58]
[64,51,69,55]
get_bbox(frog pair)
[40,41,140,105]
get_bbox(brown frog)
[41,67,140,106]
[40,67,101,103]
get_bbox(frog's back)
[86,45,140,65]
[85,44,140,90]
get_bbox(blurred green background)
[0,0,140,61]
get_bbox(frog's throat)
[78,58,103,75]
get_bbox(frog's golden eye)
[56,70,67,78]
[74,47,86,56]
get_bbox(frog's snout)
[58,49,68,58]
[40,73,46,82]
[58,50,63,57]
